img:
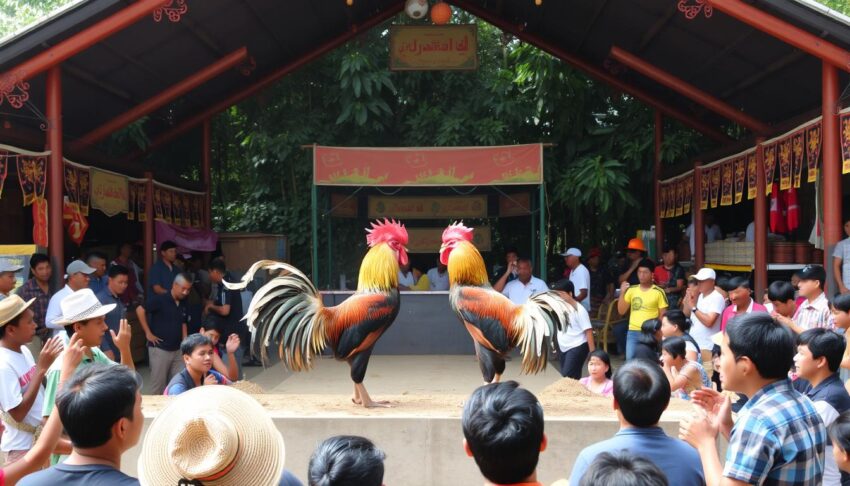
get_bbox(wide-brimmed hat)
[139,385,284,486]
[54,288,115,325]
[625,238,646,252]
[0,295,35,327]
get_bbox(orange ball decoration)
[431,2,452,25]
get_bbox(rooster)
[440,222,574,383]
[224,219,408,408]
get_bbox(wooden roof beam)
[449,0,732,143]
[721,50,806,99]
[609,46,771,135]
[72,46,248,150]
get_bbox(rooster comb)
[442,221,474,242]
[365,218,408,247]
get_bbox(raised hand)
[111,319,132,352]
[204,373,219,385]
[690,386,733,439]
[225,333,241,354]
[60,333,88,382]
[36,336,63,373]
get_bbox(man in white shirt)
[685,214,723,256]
[683,268,726,369]
[501,258,547,305]
[552,279,594,379]
[427,262,450,291]
[561,247,590,311]
[0,295,62,465]
[397,262,417,290]
[45,260,95,342]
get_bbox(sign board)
[407,226,491,253]
[389,24,477,71]
[90,169,128,216]
[499,193,531,217]
[330,193,358,218]
[368,195,487,219]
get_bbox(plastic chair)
[591,299,627,352]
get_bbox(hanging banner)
[32,199,47,248]
[734,157,745,204]
[90,168,128,217]
[191,195,203,228]
[78,170,90,216]
[700,173,709,210]
[659,185,667,219]
[720,161,733,206]
[778,139,792,191]
[792,132,804,189]
[499,193,531,217]
[407,226,491,253]
[389,24,478,71]
[843,113,850,174]
[162,190,173,224]
[153,187,164,221]
[136,183,148,223]
[368,195,488,219]
[675,179,684,216]
[709,166,721,208]
[127,183,137,221]
[683,178,692,215]
[666,184,675,218]
[0,153,8,199]
[806,124,821,183]
[765,144,777,195]
[17,156,46,206]
[747,153,757,200]
[330,193,358,218]
[314,144,543,186]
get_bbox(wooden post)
[822,61,842,285]
[144,171,154,290]
[202,120,212,229]
[754,140,767,296]
[46,66,64,289]
[694,163,705,268]
[654,111,664,257]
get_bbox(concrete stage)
[124,354,691,485]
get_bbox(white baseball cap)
[693,268,717,281]
[0,260,23,273]
[559,248,582,258]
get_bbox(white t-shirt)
[689,290,726,350]
[45,284,73,333]
[502,277,548,305]
[0,346,43,451]
[427,268,449,291]
[557,303,592,352]
[397,270,416,288]
[833,237,850,289]
[745,222,755,242]
[569,264,591,311]
[814,400,842,486]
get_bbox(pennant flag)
[765,144,777,196]
[792,131,804,188]
[806,123,821,183]
[710,166,721,208]
[747,153,757,200]
[779,139,792,191]
[734,157,745,204]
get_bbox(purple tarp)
[155,221,218,252]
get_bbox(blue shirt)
[798,373,850,485]
[164,368,230,396]
[145,292,188,352]
[148,259,179,294]
[18,463,138,485]
[88,275,107,295]
[569,427,705,486]
[725,378,826,485]
[95,288,126,361]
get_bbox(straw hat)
[138,385,284,486]
[0,295,35,327]
[53,288,115,325]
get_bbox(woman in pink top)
[580,350,614,397]
[720,276,767,331]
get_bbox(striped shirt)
[725,378,826,485]
[793,292,834,331]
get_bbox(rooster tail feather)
[513,290,576,374]
[238,260,325,371]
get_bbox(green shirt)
[41,347,114,464]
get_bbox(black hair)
[726,276,751,292]
[833,293,850,313]
[0,311,27,339]
[552,279,575,295]
[505,247,519,256]
[63,317,98,342]
[588,350,613,379]
[638,319,662,351]
[180,333,213,356]
[579,451,668,486]
[208,257,227,273]
[29,253,49,270]
[612,359,670,427]
[829,410,850,453]
[798,328,846,373]
[308,435,386,486]
[116,241,134,254]
[661,245,677,254]
[56,364,141,448]
[726,312,796,379]
[107,264,129,279]
[202,315,225,334]
[767,280,796,303]
[663,309,691,333]
[661,336,687,360]
[84,251,107,264]
[159,240,177,253]
[637,259,655,272]
[715,276,730,292]
[462,381,544,484]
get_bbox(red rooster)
[440,222,573,383]
[225,219,408,408]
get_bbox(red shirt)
[720,299,768,331]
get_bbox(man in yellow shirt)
[617,259,668,360]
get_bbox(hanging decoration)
[700,173,709,210]
[806,124,821,183]
[720,161,733,206]
[677,0,712,19]
[16,156,46,206]
[0,71,30,109]
[683,178,692,214]
[792,132,804,188]
[430,2,452,25]
[747,152,757,200]
[404,0,429,19]
[32,199,48,247]
[152,0,188,22]
[135,181,148,223]
[0,152,9,199]
[841,112,850,174]
[734,157,745,204]
[63,200,88,246]
[675,179,684,216]
[709,166,721,208]
[778,139,792,191]
[127,183,137,221]
[764,144,776,196]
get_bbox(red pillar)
[46,66,64,289]
[144,171,154,290]
[654,111,664,258]
[754,140,768,296]
[694,163,705,268]
[822,61,842,277]
[202,120,212,229]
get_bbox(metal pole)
[311,183,319,284]
[531,194,537,276]
[539,183,546,280]
[822,61,842,282]
[694,163,705,268]
[46,66,64,289]
[754,140,767,296]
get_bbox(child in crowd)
[579,451,669,486]
[199,317,240,382]
[768,280,798,321]
[632,319,662,362]
[308,435,385,486]
[164,333,232,396]
[829,411,850,474]
[660,309,699,361]
[580,350,613,397]
[660,336,711,401]
[831,294,850,387]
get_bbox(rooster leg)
[476,343,506,384]
[349,349,391,408]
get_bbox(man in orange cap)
[618,238,647,286]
